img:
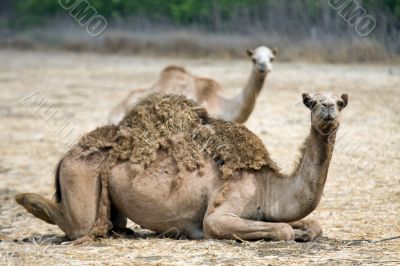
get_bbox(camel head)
[246,46,277,75]
[302,92,349,134]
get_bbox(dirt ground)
[0,49,399,265]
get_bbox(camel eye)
[252,58,256,63]
[270,57,274,62]
[321,103,327,109]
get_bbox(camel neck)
[293,127,335,197]
[262,126,336,222]
[234,69,267,123]
[245,68,267,97]
[218,67,267,123]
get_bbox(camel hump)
[162,65,188,74]
[195,78,222,101]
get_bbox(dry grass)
[0,50,399,265]
[0,29,396,63]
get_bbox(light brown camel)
[16,92,348,242]
[108,46,277,124]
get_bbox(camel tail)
[54,158,63,203]
[14,158,65,225]
[15,193,59,225]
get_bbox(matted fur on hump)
[75,93,279,179]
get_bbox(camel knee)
[203,215,225,239]
[203,215,236,239]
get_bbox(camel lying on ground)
[16,92,348,242]
[108,46,277,124]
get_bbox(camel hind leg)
[55,157,102,239]
[15,193,60,225]
[16,155,129,240]
[16,156,101,240]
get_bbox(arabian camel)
[16,92,348,242]
[108,46,277,124]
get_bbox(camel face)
[303,93,348,134]
[246,46,277,74]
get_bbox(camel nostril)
[258,63,266,72]
[324,116,334,121]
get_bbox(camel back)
[76,93,279,179]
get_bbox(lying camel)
[16,92,348,242]
[108,46,277,124]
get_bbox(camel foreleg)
[289,218,322,242]
[203,213,294,241]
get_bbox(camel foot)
[110,227,135,237]
[89,219,112,238]
[289,219,323,242]
[293,229,322,242]
[70,236,94,246]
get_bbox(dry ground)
[0,50,399,265]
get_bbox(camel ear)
[272,47,278,56]
[337,93,349,110]
[246,49,254,57]
[302,93,316,110]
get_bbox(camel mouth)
[256,63,269,74]
[258,69,269,75]
[323,119,338,126]
[317,121,339,134]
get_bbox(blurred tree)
[2,0,399,32]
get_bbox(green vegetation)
[4,0,400,29]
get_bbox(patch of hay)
[76,93,279,181]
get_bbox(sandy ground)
[0,49,399,265]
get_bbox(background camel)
[16,92,348,242]
[108,46,277,124]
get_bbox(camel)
[16,92,348,242]
[108,46,277,125]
